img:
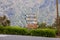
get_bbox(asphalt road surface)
[0,35,60,40]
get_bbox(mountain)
[0,0,60,27]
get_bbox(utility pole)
[56,0,59,20]
[56,0,59,27]
[56,0,60,35]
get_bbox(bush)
[0,26,56,37]
[0,26,5,33]
[29,29,56,37]
[0,26,28,35]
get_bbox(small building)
[25,14,37,29]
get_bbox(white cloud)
[0,0,59,26]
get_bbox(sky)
[0,0,60,27]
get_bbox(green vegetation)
[37,22,56,29]
[0,15,10,26]
[29,29,56,37]
[0,26,27,35]
[0,26,57,37]
[38,22,46,28]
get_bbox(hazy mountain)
[0,0,60,27]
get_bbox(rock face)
[0,0,60,27]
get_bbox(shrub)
[0,26,56,37]
[0,26,28,35]
[29,29,56,37]
[5,27,28,35]
[0,26,5,33]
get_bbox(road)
[0,35,60,40]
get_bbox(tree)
[53,17,60,27]
[0,15,10,26]
[38,22,46,28]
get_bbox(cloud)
[0,0,60,26]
